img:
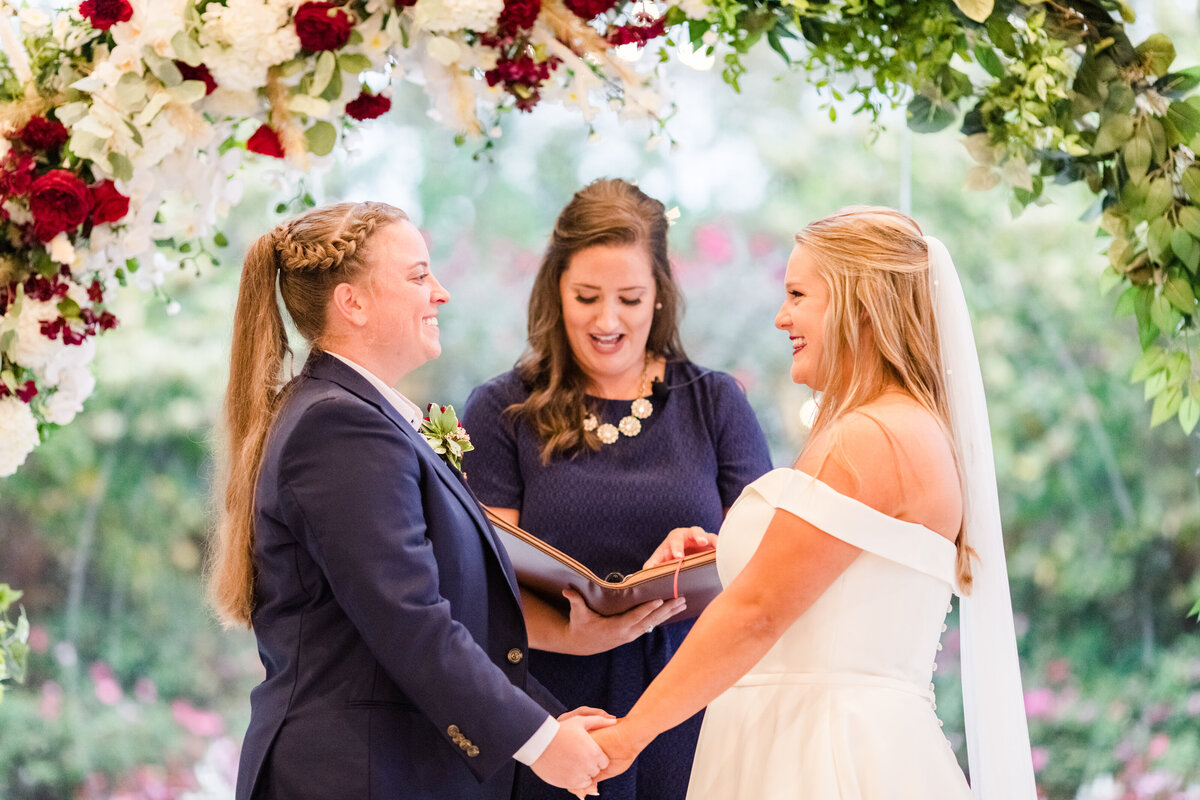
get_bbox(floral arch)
[0,0,1199,480]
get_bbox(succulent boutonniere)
[420,403,474,472]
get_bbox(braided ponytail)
[210,202,407,626]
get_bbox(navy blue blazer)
[236,351,563,800]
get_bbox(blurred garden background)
[3,1,1200,798]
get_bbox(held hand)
[643,526,716,569]
[530,712,617,794]
[560,589,687,656]
[588,719,645,785]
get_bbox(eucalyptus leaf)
[114,72,146,110]
[1182,168,1200,204]
[1179,206,1200,239]
[167,80,208,106]
[338,53,373,74]
[1145,178,1174,220]
[1148,217,1173,264]
[171,31,204,67]
[304,121,337,156]
[310,51,336,97]
[1145,116,1168,162]
[108,152,134,182]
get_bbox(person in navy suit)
[210,201,613,799]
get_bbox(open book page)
[486,509,721,620]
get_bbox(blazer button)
[467,745,480,758]
[447,725,461,738]
[507,648,523,664]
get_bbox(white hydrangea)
[671,0,711,19]
[199,0,302,94]
[413,0,505,34]
[9,297,64,372]
[0,397,40,477]
[41,363,97,426]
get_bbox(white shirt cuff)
[512,716,559,765]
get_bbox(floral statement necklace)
[582,367,654,445]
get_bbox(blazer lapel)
[304,352,522,603]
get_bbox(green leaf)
[1093,114,1134,155]
[1144,368,1169,399]
[114,71,146,110]
[1148,217,1173,263]
[1131,345,1166,381]
[1151,291,1179,332]
[1145,116,1168,162]
[1135,33,1176,77]
[1163,272,1197,312]
[171,31,204,67]
[1182,395,1200,434]
[304,121,337,156]
[1114,285,1140,317]
[907,94,956,133]
[1099,265,1125,296]
[973,45,1005,78]
[1123,132,1151,180]
[953,0,993,22]
[1179,206,1200,239]
[1167,101,1200,141]
[1151,384,1184,426]
[310,51,336,97]
[213,232,229,247]
[1182,168,1200,204]
[108,152,134,182]
[167,80,207,106]
[1146,178,1175,220]
[1157,66,1200,97]
[338,53,373,74]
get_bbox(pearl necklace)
[582,368,654,445]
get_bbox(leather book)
[486,509,721,621]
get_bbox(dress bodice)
[717,468,959,692]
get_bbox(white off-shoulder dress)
[686,468,973,799]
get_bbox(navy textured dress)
[462,360,772,800]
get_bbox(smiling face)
[559,242,657,397]
[356,220,449,381]
[774,244,831,390]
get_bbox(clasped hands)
[531,707,646,799]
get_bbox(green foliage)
[0,585,29,703]
[667,0,1200,432]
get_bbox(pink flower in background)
[748,232,776,258]
[134,677,158,704]
[1030,746,1049,773]
[172,699,225,737]
[1024,687,1056,719]
[89,661,123,705]
[694,223,734,264]
[27,624,50,653]
[1044,657,1072,685]
[1147,733,1170,760]
[39,680,62,720]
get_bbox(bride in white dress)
[588,208,1036,799]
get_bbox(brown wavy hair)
[796,206,975,590]
[209,201,408,627]
[512,178,687,463]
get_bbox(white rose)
[0,397,40,477]
[41,365,96,426]
[48,233,77,266]
[10,297,64,371]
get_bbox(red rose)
[0,151,35,197]
[247,125,285,159]
[294,2,355,52]
[78,0,133,31]
[498,0,541,33]
[175,62,218,95]
[18,116,70,152]
[563,0,616,19]
[91,180,130,225]
[345,90,391,121]
[29,170,92,242]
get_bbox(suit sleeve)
[276,395,551,780]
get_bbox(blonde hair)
[796,206,975,590]
[210,201,408,627]
[513,178,687,463]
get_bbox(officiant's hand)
[532,710,616,796]
[560,588,687,655]
[643,526,716,569]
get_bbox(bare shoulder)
[797,394,961,539]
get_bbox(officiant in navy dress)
[210,201,614,800]
[463,179,772,800]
